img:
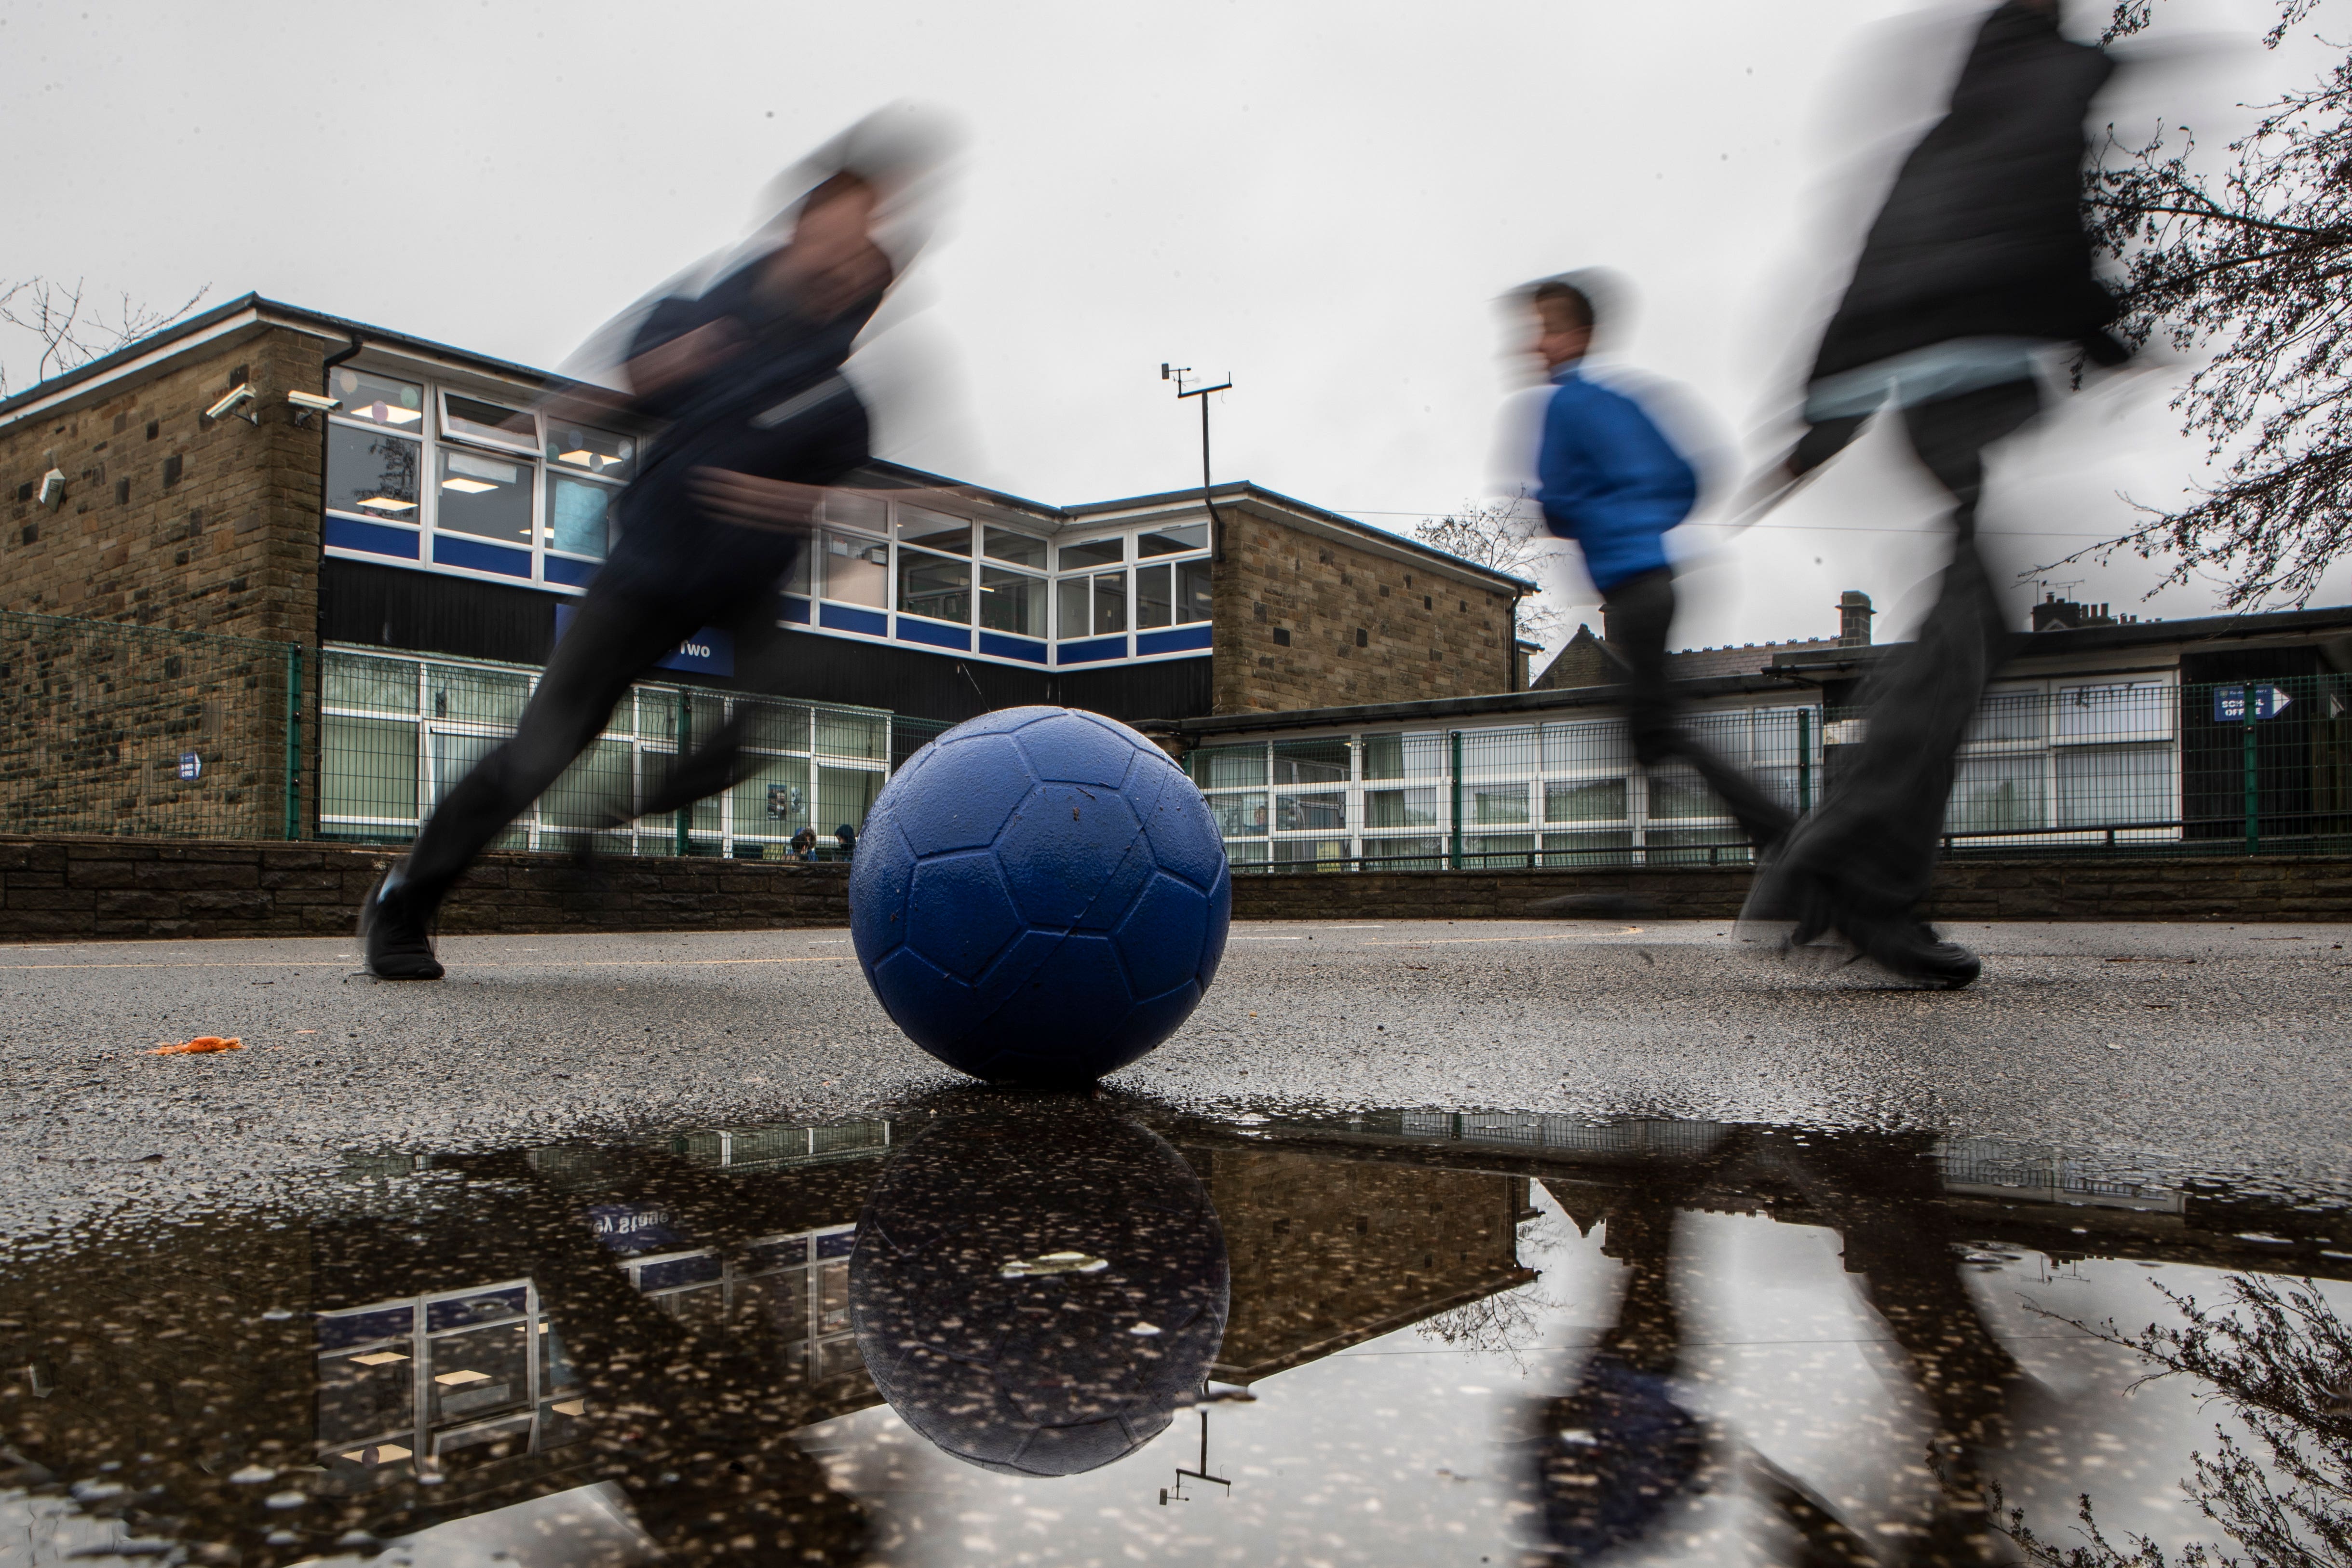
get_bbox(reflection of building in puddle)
[314,1280,583,1495]
[667,1119,892,1173]
[1188,1145,1540,1387]
[1933,1136,2182,1213]
[606,1221,866,1384]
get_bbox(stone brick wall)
[0,836,850,941]
[1212,506,1517,714]
[2,324,328,646]
[1,323,333,840]
[5,842,2348,944]
[1227,855,2352,922]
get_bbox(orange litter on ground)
[150,1036,242,1055]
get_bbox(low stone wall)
[2,836,2347,943]
[0,835,850,941]
[1227,854,2352,923]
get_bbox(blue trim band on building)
[977,632,1049,664]
[819,603,889,638]
[782,595,812,625]
[543,554,599,589]
[896,617,971,652]
[1057,635,1128,665]
[1135,624,1213,657]
[432,535,532,578]
[324,515,420,560]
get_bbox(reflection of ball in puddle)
[849,1101,1229,1475]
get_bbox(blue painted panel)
[1057,635,1128,665]
[977,631,1049,664]
[432,534,532,579]
[1135,624,1213,657]
[782,595,812,625]
[820,602,889,638]
[896,617,972,652]
[323,514,420,560]
[543,553,600,589]
[556,603,735,675]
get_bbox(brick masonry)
[4,835,2349,943]
[1212,505,1518,715]
[0,836,850,942]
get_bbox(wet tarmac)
[5,1094,2352,1567]
[5,921,2352,1565]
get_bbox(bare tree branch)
[0,276,211,399]
[1412,493,1565,648]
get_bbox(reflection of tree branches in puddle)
[1999,1275,2352,1568]
[1417,1285,1550,1374]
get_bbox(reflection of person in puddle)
[848,1097,1230,1475]
[1532,1131,2031,1568]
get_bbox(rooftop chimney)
[1837,590,1874,648]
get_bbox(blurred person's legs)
[1747,379,2039,987]
[362,567,799,979]
[1602,567,1797,850]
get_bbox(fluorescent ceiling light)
[379,406,422,425]
[359,497,417,512]
[441,477,498,494]
[559,449,594,465]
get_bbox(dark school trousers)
[392,568,798,905]
[1771,377,2042,923]
[1599,567,1798,849]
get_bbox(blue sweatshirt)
[1534,364,1696,594]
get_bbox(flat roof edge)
[1144,671,1811,738]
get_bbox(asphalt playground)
[5,916,2349,1242]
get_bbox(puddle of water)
[3,1101,2349,1567]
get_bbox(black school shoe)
[360,874,445,981]
[1741,856,1981,990]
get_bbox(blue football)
[848,706,1232,1083]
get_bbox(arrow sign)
[2213,685,2292,722]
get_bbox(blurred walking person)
[362,108,954,980]
[1740,0,2128,987]
[1521,276,1798,866]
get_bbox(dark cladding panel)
[321,557,562,667]
[1056,656,1216,726]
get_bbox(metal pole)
[284,645,303,840]
[1449,730,1464,871]
[676,687,692,858]
[2244,685,2259,853]
[1797,708,1813,816]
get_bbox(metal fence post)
[1448,730,1463,871]
[676,686,692,858]
[2243,685,2260,852]
[1797,707,1813,816]
[284,645,303,840]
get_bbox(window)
[984,527,1047,569]
[1948,754,2045,835]
[1058,571,1125,638]
[897,548,972,624]
[1058,537,1123,571]
[897,507,970,554]
[442,392,539,452]
[1365,787,1439,828]
[2057,743,2172,826]
[823,491,887,534]
[979,566,1046,636]
[1471,784,1530,825]
[1193,744,1267,789]
[1363,732,1443,782]
[1138,522,1207,557]
[546,475,615,559]
[1177,558,1212,623]
[1271,739,1350,785]
[823,531,889,608]
[1208,792,1269,837]
[545,422,634,481]
[331,370,424,428]
[1277,792,1347,830]
[326,425,420,519]
[437,450,533,544]
[1137,563,1175,629]
[1545,779,1626,823]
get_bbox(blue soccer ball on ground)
[848,706,1231,1083]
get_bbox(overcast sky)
[2,0,2334,655]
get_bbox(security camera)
[203,384,258,424]
[36,468,64,508]
[285,388,340,427]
